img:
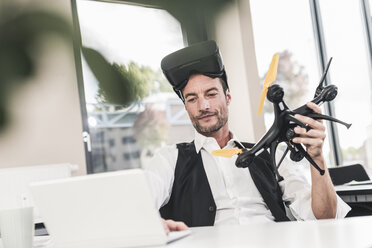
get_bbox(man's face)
[182,74,231,135]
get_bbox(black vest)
[159,141,289,227]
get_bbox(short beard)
[191,110,228,135]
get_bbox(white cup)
[0,207,34,248]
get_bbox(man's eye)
[208,93,217,97]
[187,98,196,103]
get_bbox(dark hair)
[219,78,229,95]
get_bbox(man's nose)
[198,98,210,110]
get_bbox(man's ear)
[226,90,231,105]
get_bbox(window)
[319,0,372,167]
[122,137,134,145]
[251,0,372,172]
[123,153,130,161]
[75,0,193,173]
[250,0,333,170]
[132,151,140,159]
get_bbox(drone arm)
[294,143,325,175]
[286,115,309,131]
[277,146,290,169]
[269,142,284,182]
[306,113,351,129]
[293,85,338,116]
[236,125,278,168]
[236,140,266,168]
[292,105,312,116]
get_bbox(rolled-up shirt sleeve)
[278,159,351,220]
[143,145,178,209]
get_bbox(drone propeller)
[212,148,251,158]
[257,53,280,115]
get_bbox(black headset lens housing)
[161,40,228,101]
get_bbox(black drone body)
[235,58,351,181]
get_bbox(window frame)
[309,0,343,166]
[70,0,209,172]
[72,0,371,171]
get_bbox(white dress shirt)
[145,131,351,225]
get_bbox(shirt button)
[208,206,215,212]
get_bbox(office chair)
[329,164,372,217]
[328,163,370,186]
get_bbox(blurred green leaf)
[83,47,171,107]
[82,47,146,106]
[0,6,72,132]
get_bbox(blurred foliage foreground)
[0,0,234,133]
[0,7,72,132]
[82,47,171,107]
[0,5,156,133]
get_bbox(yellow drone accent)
[257,53,280,116]
[212,148,251,158]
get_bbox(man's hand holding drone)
[294,102,338,218]
[293,102,326,162]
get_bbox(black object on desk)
[335,183,372,217]
[330,164,372,217]
[329,164,370,186]
[35,222,49,236]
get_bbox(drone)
[212,54,351,181]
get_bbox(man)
[146,40,350,231]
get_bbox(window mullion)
[309,0,343,166]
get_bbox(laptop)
[29,169,190,248]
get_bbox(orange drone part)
[212,148,251,158]
[257,54,279,116]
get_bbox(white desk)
[166,216,372,248]
[1,217,370,248]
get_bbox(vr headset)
[161,40,228,101]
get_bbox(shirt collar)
[194,130,241,153]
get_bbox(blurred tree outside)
[96,61,171,106]
[263,50,309,113]
[108,62,172,149]
[341,145,364,165]
[83,46,171,108]
[83,46,173,149]
[133,104,169,149]
[97,62,151,106]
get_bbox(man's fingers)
[294,102,325,128]
[307,102,322,114]
[292,136,324,147]
[294,127,326,140]
[175,222,188,231]
[162,219,170,235]
[164,219,188,232]
[292,103,326,158]
[294,114,325,131]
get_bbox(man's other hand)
[162,219,188,235]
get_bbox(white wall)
[0,0,87,175]
[208,0,266,142]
